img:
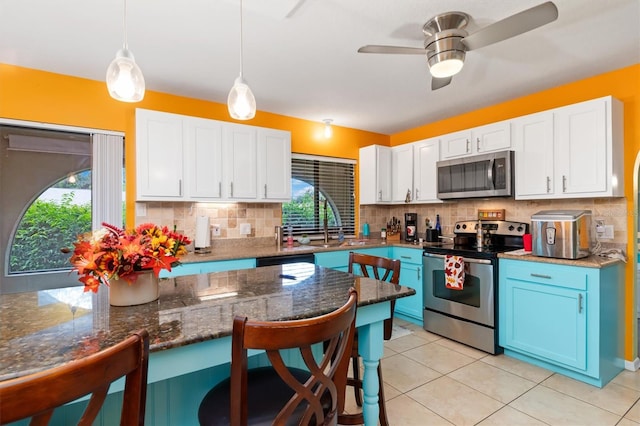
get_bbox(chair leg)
[377,362,389,426]
[352,355,363,407]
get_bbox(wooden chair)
[198,288,358,426]
[0,329,149,426]
[340,251,401,426]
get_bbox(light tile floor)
[341,319,640,425]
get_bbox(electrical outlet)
[212,224,221,237]
[595,220,606,238]
[135,202,147,217]
[240,223,251,235]
[603,225,614,239]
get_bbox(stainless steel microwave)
[436,150,514,199]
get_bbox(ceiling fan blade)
[432,76,452,90]
[357,45,424,54]
[461,1,558,51]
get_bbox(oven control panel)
[454,220,528,237]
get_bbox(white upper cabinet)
[223,124,258,200]
[391,144,414,203]
[257,128,291,201]
[359,145,391,204]
[135,109,291,203]
[513,111,555,198]
[136,109,184,200]
[514,96,623,200]
[184,116,224,200]
[412,138,442,203]
[441,120,511,159]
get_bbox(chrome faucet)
[323,199,329,244]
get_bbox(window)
[282,154,355,238]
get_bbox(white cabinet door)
[440,129,472,158]
[555,98,607,195]
[514,111,555,198]
[359,145,391,204]
[136,109,184,200]
[184,117,223,200]
[257,128,291,201]
[391,144,414,203]
[441,121,511,159]
[224,124,257,200]
[413,138,441,203]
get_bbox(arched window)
[9,170,92,274]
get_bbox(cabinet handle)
[178,179,182,196]
[578,293,583,313]
[264,184,267,198]
[466,139,471,153]
[219,182,222,197]
[562,175,567,192]
[417,268,421,280]
[378,190,382,200]
[476,137,480,151]
[415,188,419,200]
[230,182,234,197]
[546,176,551,193]
[530,273,552,279]
[400,255,411,259]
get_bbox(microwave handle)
[487,158,495,189]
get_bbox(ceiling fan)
[358,1,558,90]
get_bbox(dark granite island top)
[0,263,415,382]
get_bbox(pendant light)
[323,119,333,138]
[106,0,145,102]
[227,0,256,120]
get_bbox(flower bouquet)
[69,222,191,293]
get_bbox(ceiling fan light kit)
[106,0,145,102]
[228,0,256,120]
[357,1,558,90]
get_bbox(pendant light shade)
[228,0,256,120]
[228,75,256,120]
[106,48,145,102]
[106,0,145,102]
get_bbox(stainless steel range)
[423,220,528,354]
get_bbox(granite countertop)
[180,237,425,263]
[498,251,623,268]
[0,263,415,382]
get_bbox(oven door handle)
[423,252,492,265]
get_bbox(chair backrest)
[348,251,401,340]
[0,329,150,426]
[348,252,401,285]
[230,288,357,426]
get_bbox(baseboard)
[625,358,640,371]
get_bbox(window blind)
[283,154,355,238]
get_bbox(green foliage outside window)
[282,189,336,232]
[9,193,91,273]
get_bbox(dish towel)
[445,255,465,290]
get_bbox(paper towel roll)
[195,216,211,248]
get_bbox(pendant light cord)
[239,0,244,77]
[122,0,128,50]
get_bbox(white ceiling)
[1,0,639,135]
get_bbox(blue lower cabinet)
[314,247,389,273]
[390,247,423,324]
[499,258,624,387]
[160,258,256,278]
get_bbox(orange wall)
[0,63,388,229]
[390,64,640,362]
[2,62,639,361]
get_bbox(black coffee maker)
[405,213,417,242]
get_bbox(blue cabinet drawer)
[390,247,422,265]
[500,259,590,291]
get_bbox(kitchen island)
[0,263,414,425]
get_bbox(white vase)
[109,271,160,306]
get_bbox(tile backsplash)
[360,197,629,246]
[136,197,629,249]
